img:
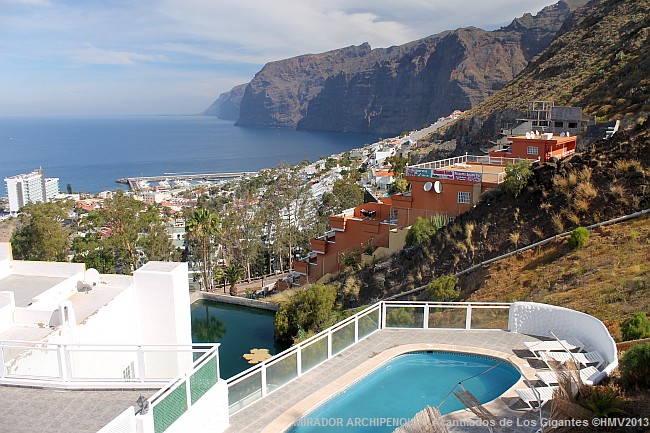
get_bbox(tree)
[331,177,364,211]
[186,208,221,291]
[503,161,533,197]
[98,191,144,273]
[223,264,243,296]
[406,215,449,246]
[274,283,338,343]
[72,232,116,273]
[11,201,72,261]
[385,155,409,178]
[389,177,409,194]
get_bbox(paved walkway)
[0,387,154,433]
[226,329,546,433]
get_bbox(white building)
[4,169,60,215]
[0,242,230,433]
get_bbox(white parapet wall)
[0,291,15,333]
[508,301,618,380]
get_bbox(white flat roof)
[0,274,68,307]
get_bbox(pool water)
[287,351,520,433]
[190,300,288,379]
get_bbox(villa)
[0,238,618,433]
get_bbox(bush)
[619,342,650,388]
[405,214,449,246]
[426,275,459,301]
[503,161,533,198]
[568,227,590,249]
[274,283,338,343]
[580,385,624,417]
[621,313,650,341]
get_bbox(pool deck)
[226,328,550,433]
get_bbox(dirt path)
[0,219,17,242]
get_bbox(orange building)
[295,135,577,283]
[491,134,576,163]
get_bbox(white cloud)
[69,43,167,66]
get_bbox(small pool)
[190,300,288,379]
[287,351,520,433]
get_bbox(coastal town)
[1,0,649,431]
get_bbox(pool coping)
[262,342,538,433]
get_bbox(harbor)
[116,171,258,190]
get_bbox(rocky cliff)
[203,83,247,120]
[209,0,586,134]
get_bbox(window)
[458,191,470,204]
[123,362,134,379]
[527,146,538,155]
[554,121,564,128]
[568,122,578,129]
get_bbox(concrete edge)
[191,291,279,311]
[262,342,538,433]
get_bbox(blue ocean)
[0,116,377,193]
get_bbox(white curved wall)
[508,302,618,380]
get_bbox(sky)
[0,0,558,116]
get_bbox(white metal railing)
[0,341,216,389]
[226,301,512,414]
[408,154,524,171]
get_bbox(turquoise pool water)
[287,351,520,433]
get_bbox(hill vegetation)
[420,0,650,149]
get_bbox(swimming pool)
[286,351,520,433]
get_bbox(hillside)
[463,215,649,341]
[425,0,650,147]
[207,1,586,135]
[345,121,649,306]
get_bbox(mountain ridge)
[205,0,586,135]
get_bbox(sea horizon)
[1,115,378,194]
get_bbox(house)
[296,134,577,283]
[0,242,230,433]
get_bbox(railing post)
[57,344,69,382]
[137,345,146,382]
[381,302,387,329]
[465,304,472,330]
[424,304,429,329]
[0,346,5,378]
[261,362,268,397]
[354,316,359,342]
[215,346,221,380]
[185,374,192,408]
[296,347,302,377]
[327,329,332,359]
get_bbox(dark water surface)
[0,116,378,193]
[191,300,288,379]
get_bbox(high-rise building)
[4,168,59,215]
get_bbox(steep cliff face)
[217,0,586,134]
[203,83,247,120]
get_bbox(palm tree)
[224,264,243,296]
[187,209,220,292]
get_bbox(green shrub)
[568,227,590,249]
[426,274,459,301]
[274,283,338,343]
[405,214,449,246]
[580,385,624,417]
[503,161,533,198]
[621,313,650,341]
[619,342,650,388]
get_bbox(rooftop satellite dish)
[433,180,443,193]
[85,268,100,286]
[423,181,433,192]
[535,130,541,137]
[560,132,566,137]
[525,132,532,139]
[566,131,570,137]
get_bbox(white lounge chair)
[540,351,604,368]
[516,385,558,410]
[536,366,601,386]
[524,338,584,358]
